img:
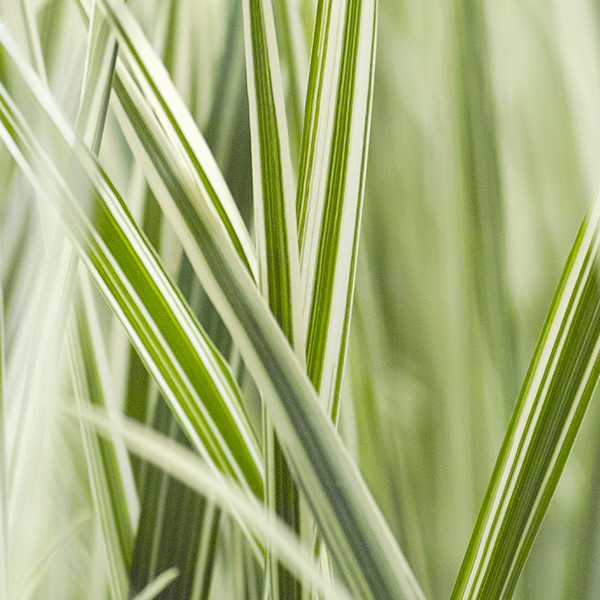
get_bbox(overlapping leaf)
[0,9,424,600]
[0,20,264,500]
[297,0,378,419]
[241,0,303,595]
[81,405,353,600]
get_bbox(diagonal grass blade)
[451,192,600,600]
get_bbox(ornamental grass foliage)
[0,0,598,599]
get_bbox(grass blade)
[70,333,130,599]
[451,193,600,599]
[129,257,223,600]
[271,0,308,161]
[131,568,179,600]
[297,0,378,417]
[76,271,138,555]
[89,0,258,280]
[0,22,264,500]
[128,397,216,599]
[79,406,354,600]
[76,0,118,154]
[0,11,423,600]
[241,0,304,595]
[242,0,303,352]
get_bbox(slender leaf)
[297,0,378,420]
[76,271,138,554]
[80,0,259,281]
[0,11,423,600]
[70,330,130,599]
[129,257,222,600]
[271,0,308,161]
[451,193,600,599]
[79,405,353,600]
[128,397,211,598]
[242,0,302,350]
[0,22,264,500]
[76,0,118,155]
[203,0,254,229]
[242,0,303,595]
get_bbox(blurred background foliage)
[354,0,600,597]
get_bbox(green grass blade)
[80,406,354,600]
[241,0,303,595]
[297,0,377,416]
[128,397,212,598]
[242,0,302,351]
[0,23,264,500]
[0,12,423,600]
[451,193,600,600]
[203,0,254,229]
[122,186,162,487]
[91,0,258,280]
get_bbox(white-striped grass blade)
[451,191,600,599]
[76,1,118,153]
[241,0,304,596]
[92,0,258,280]
[297,0,377,419]
[78,405,354,600]
[77,268,139,534]
[271,0,309,160]
[0,12,424,600]
[69,329,129,599]
[0,21,264,500]
[242,0,303,353]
